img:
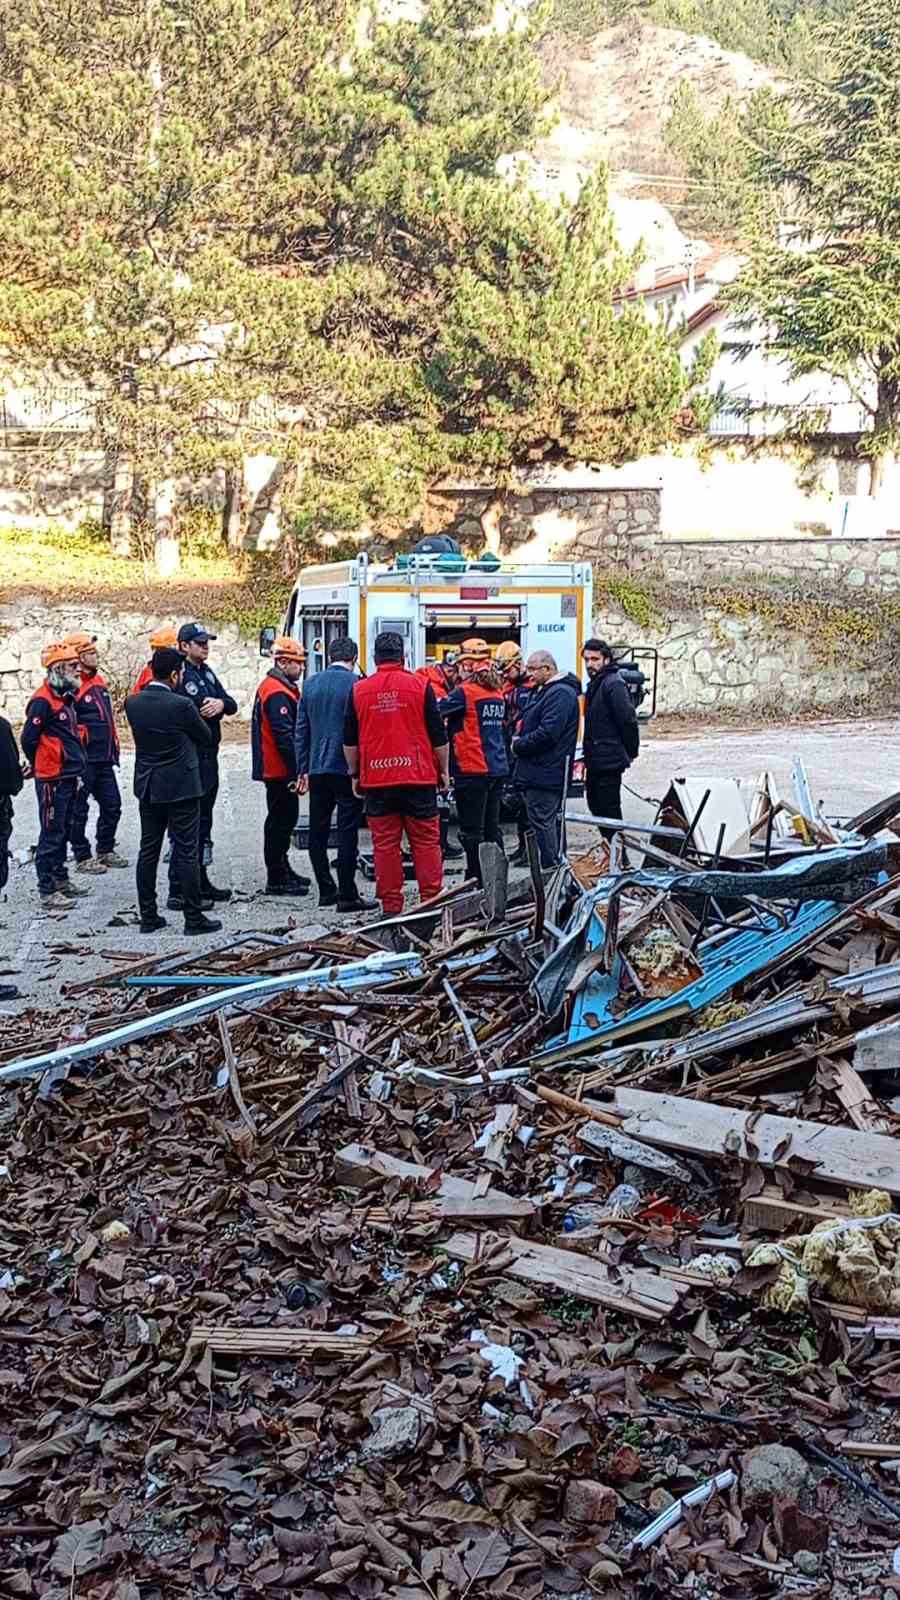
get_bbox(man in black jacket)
[582,638,640,835]
[124,647,223,936]
[511,651,580,868]
[0,712,23,898]
[173,622,236,903]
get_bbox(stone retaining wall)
[0,599,261,725]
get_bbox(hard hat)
[41,641,79,670]
[272,636,305,661]
[63,631,97,652]
[496,640,522,665]
[149,625,179,650]
[459,635,491,660]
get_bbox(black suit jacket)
[125,682,213,805]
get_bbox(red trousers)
[367,811,443,915]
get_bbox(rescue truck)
[265,548,594,678]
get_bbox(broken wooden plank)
[577,1118,694,1184]
[615,1089,900,1196]
[820,1055,894,1134]
[444,1232,685,1323]
[263,1057,360,1144]
[475,1104,519,1170]
[334,1143,523,1208]
[216,1013,257,1139]
[839,1441,900,1460]
[742,1187,853,1235]
[535,1085,623,1128]
[189,1327,376,1359]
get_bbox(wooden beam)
[444,1232,685,1323]
[189,1327,376,1359]
[742,1187,853,1234]
[615,1089,900,1196]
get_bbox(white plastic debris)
[215,1065,230,1088]
[602,1183,642,1219]
[469,1330,523,1387]
[893,1548,900,1577]
[690,1252,739,1285]
[627,1470,737,1552]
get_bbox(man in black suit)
[124,647,223,936]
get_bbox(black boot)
[285,864,311,890]
[140,914,168,934]
[201,872,232,904]
[184,913,223,935]
[265,878,309,897]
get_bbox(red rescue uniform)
[251,670,301,781]
[344,663,448,915]
[133,662,153,694]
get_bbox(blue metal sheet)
[533,856,878,1066]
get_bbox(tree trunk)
[479,490,505,555]
[222,461,246,552]
[154,475,180,576]
[104,447,134,556]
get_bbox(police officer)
[171,622,236,905]
[64,632,127,875]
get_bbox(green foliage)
[730,0,900,485]
[664,85,783,244]
[601,575,659,630]
[0,0,711,555]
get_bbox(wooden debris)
[615,1089,900,1195]
[188,1327,378,1359]
[444,1232,686,1322]
[577,1117,694,1184]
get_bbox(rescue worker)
[437,641,508,886]
[582,638,640,834]
[342,631,450,918]
[251,636,310,897]
[171,622,236,905]
[510,649,579,870]
[497,640,534,867]
[133,626,179,694]
[20,641,88,911]
[125,647,222,937]
[416,649,461,698]
[64,632,127,874]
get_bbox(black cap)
[178,622,217,645]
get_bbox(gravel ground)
[1,715,897,1006]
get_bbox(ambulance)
[268,548,594,678]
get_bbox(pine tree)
[0,0,712,567]
[731,0,900,495]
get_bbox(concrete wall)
[0,600,262,726]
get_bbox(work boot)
[265,879,309,897]
[40,891,71,912]
[98,851,129,869]
[167,894,214,912]
[56,878,90,898]
[336,895,377,914]
[318,888,339,908]
[75,856,107,875]
[285,865,312,890]
[184,914,223,935]
[140,914,168,934]
[443,840,465,860]
[200,873,232,904]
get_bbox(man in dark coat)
[510,650,579,869]
[124,647,223,936]
[581,638,640,834]
[0,713,23,899]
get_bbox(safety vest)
[251,671,300,781]
[447,681,508,778]
[353,664,437,789]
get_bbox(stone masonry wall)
[0,599,262,726]
[437,485,900,716]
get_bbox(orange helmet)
[149,625,179,650]
[496,640,521,667]
[63,631,97,653]
[459,635,491,662]
[273,636,306,661]
[41,640,79,670]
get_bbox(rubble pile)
[3,772,900,1598]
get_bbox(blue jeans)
[69,761,122,859]
[35,777,78,896]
